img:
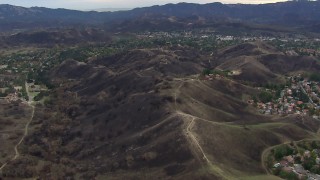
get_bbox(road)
[299,82,315,105]
[0,82,35,173]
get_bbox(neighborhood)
[253,75,320,119]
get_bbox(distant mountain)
[1,1,320,32]
[87,8,132,12]
[0,4,109,31]
[0,28,111,47]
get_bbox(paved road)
[299,82,315,105]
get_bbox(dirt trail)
[0,108,34,171]
[174,80,212,163]
[180,112,211,164]
[174,81,184,110]
[173,79,235,180]
[0,82,35,172]
[12,105,35,160]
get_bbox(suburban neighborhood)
[253,75,320,119]
[270,141,320,180]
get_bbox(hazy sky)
[0,0,287,10]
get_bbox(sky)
[0,0,287,10]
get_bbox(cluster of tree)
[27,70,54,89]
[33,91,49,101]
[273,169,298,180]
[0,91,7,97]
[0,88,11,97]
[258,91,274,103]
[17,84,28,101]
[309,73,320,82]
[292,89,310,103]
[302,152,320,174]
[273,145,294,161]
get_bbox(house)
[0,88,7,93]
[30,85,41,92]
[284,155,295,164]
[247,100,254,104]
[219,36,234,41]
[273,163,281,168]
[282,166,293,173]
[265,109,271,115]
[297,101,304,105]
[304,150,311,158]
[0,65,8,69]
[293,164,307,175]
[280,160,289,167]
[307,173,320,180]
[311,92,318,99]
[14,86,22,91]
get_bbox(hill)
[0,28,111,47]
[213,42,320,84]
[1,43,319,179]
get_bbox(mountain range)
[1,1,320,32]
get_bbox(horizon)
[0,0,288,10]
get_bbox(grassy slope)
[170,77,320,179]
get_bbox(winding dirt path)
[0,107,34,172]
[181,113,211,164]
[0,82,35,172]
[12,105,35,160]
[174,81,184,110]
[173,79,235,180]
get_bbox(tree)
[303,156,316,171]
[309,73,320,82]
[274,145,294,161]
[202,68,211,75]
[259,91,273,103]
[279,170,298,180]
